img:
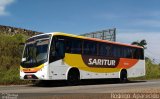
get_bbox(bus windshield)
[21,35,50,68]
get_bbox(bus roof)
[30,32,143,49]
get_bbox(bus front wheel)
[67,69,80,86]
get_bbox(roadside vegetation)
[0,33,30,84]
[0,34,159,84]
[145,58,160,79]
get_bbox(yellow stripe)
[53,32,86,39]
[64,53,121,73]
[20,64,44,72]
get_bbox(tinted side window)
[71,39,82,54]
[127,48,132,58]
[129,48,144,59]
[133,48,140,59]
[123,47,132,58]
[112,45,117,58]
[132,48,136,59]
[114,45,123,58]
[65,37,71,53]
[65,37,82,54]
[139,48,144,59]
[98,43,111,57]
[83,41,97,55]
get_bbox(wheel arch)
[119,69,127,78]
[66,67,80,80]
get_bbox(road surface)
[0,80,160,99]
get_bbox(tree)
[131,39,147,49]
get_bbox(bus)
[20,32,145,84]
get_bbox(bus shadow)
[78,79,146,86]
[28,79,146,87]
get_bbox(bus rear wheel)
[67,69,80,86]
[120,70,128,83]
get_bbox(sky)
[0,0,160,63]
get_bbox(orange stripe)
[117,58,138,69]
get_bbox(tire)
[67,70,80,86]
[120,70,128,83]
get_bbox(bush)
[0,33,30,84]
[145,59,160,79]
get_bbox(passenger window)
[71,39,82,54]
[65,37,82,54]
[83,41,97,55]
[98,43,111,57]
[123,47,131,58]
[138,48,144,59]
[113,46,122,58]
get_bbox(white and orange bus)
[20,32,145,84]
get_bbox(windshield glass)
[21,35,50,68]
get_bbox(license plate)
[27,75,32,79]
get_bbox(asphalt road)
[0,79,160,99]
